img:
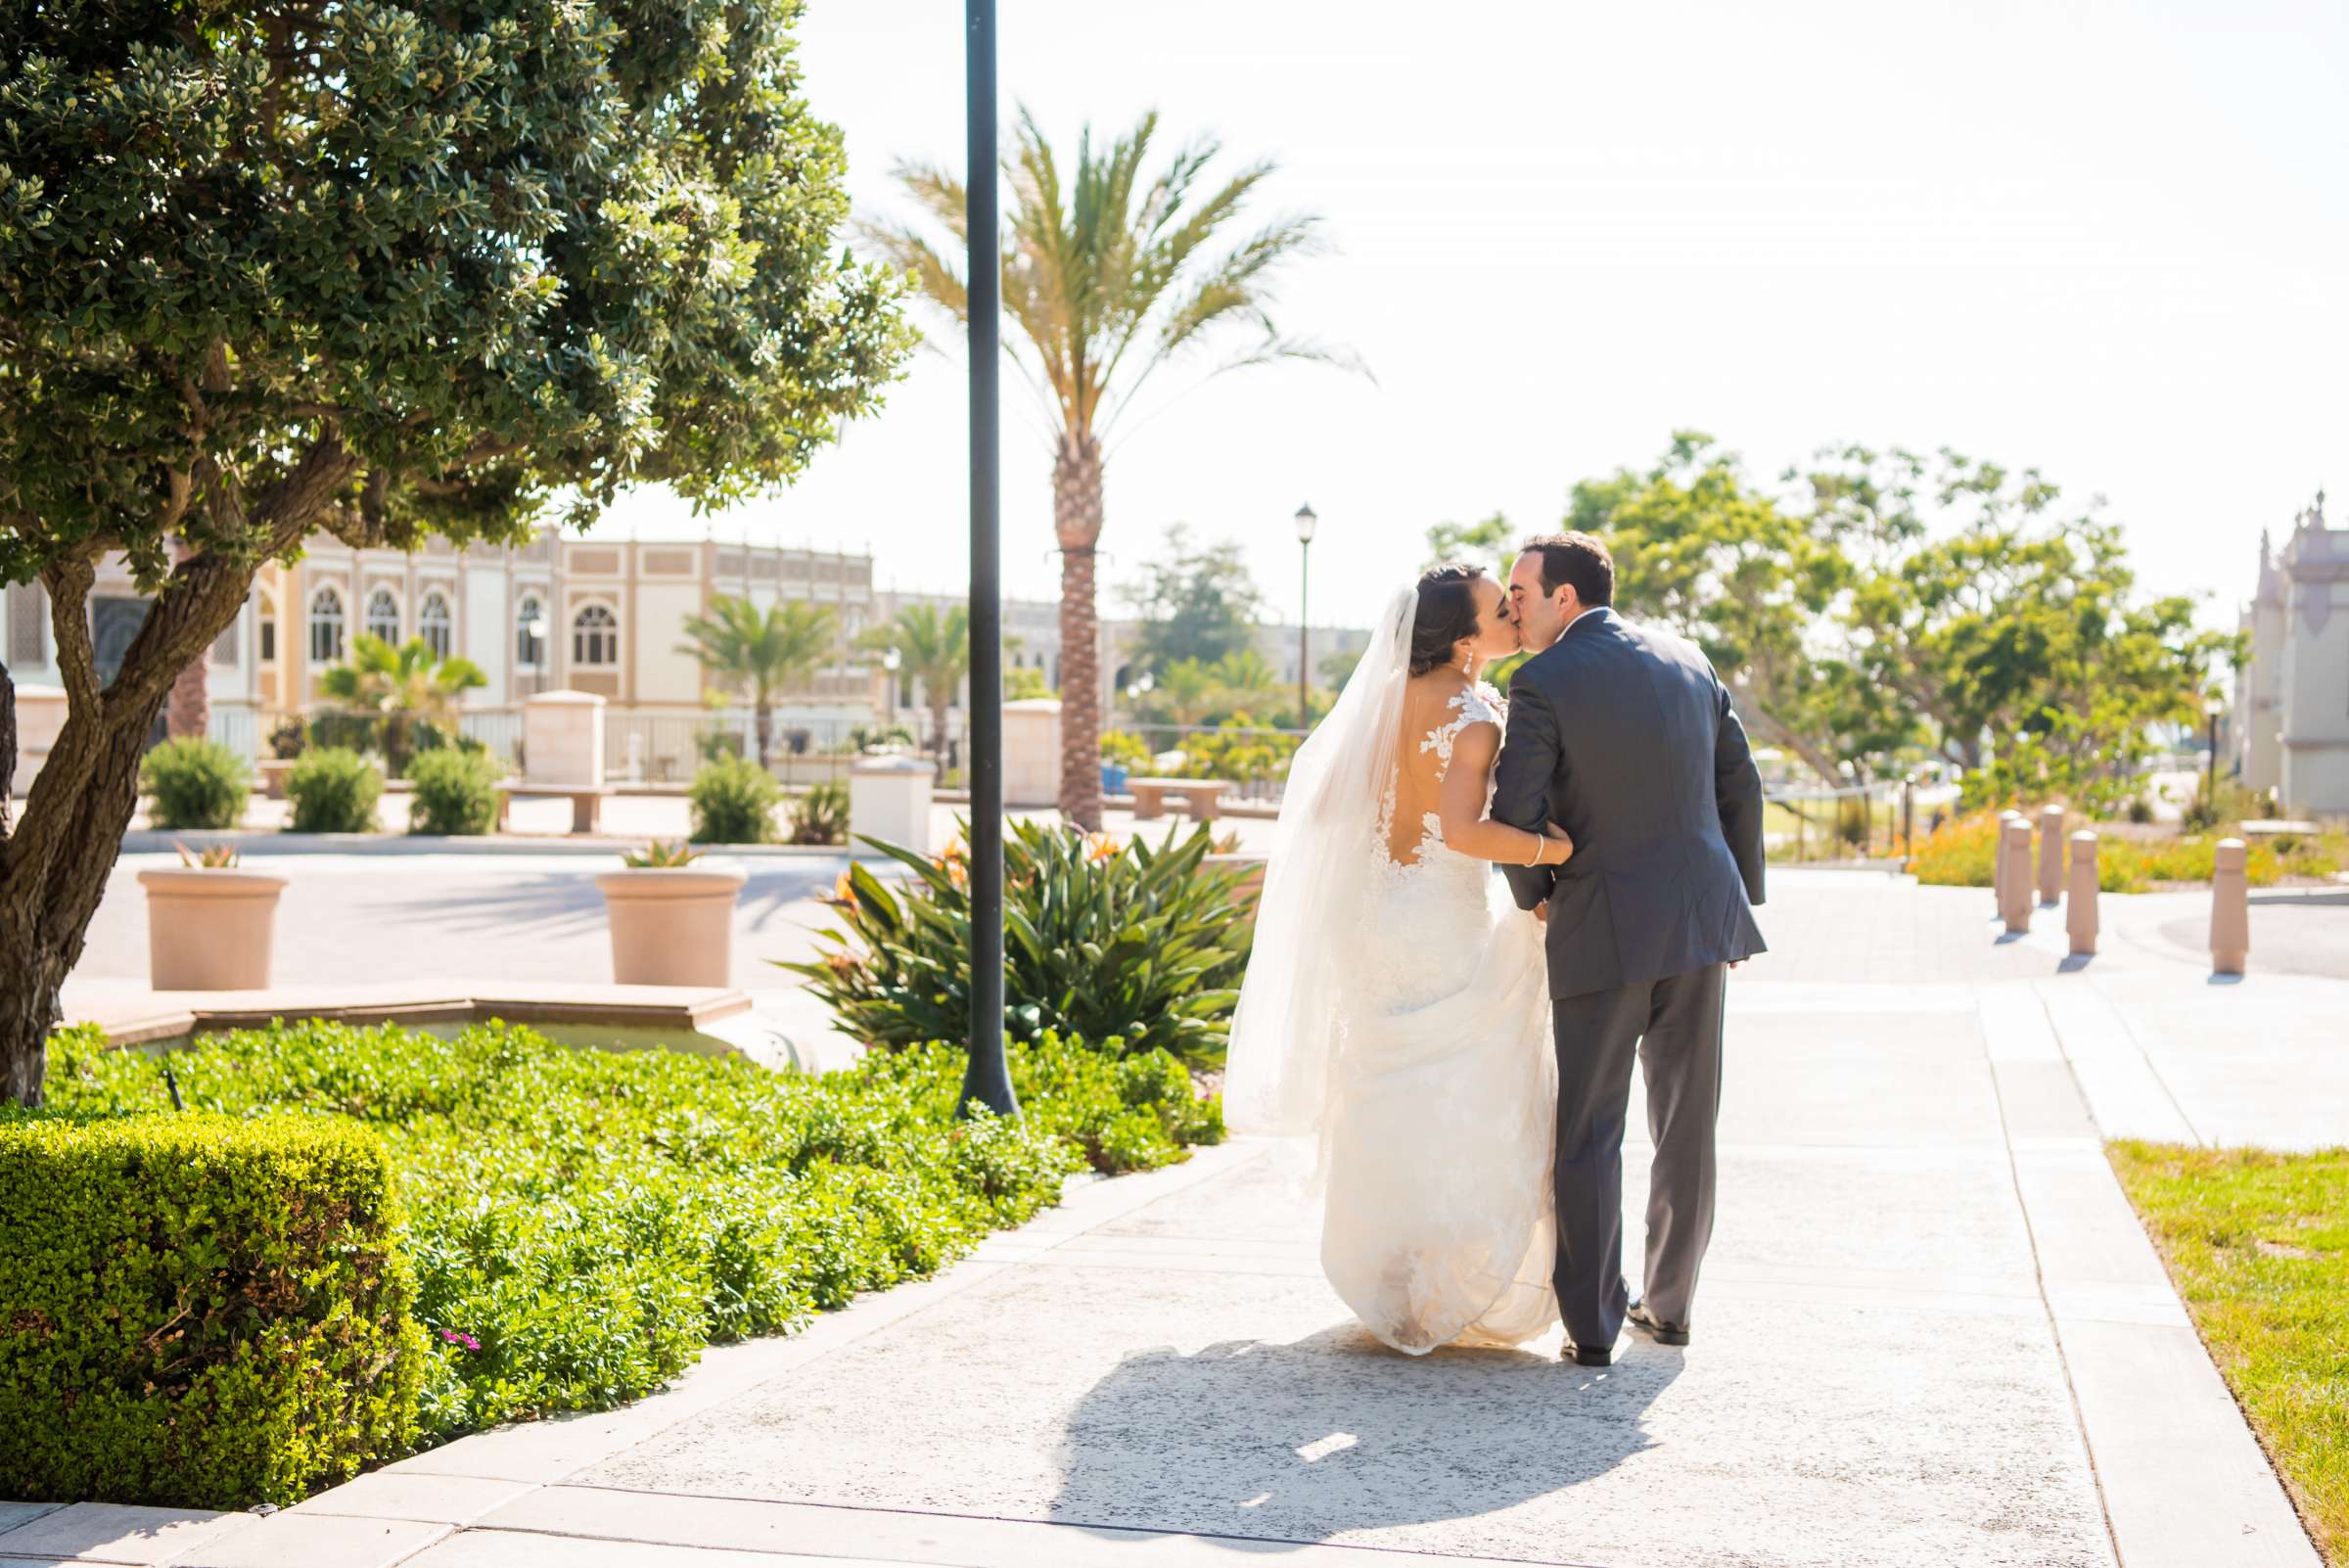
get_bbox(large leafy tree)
[1122,525,1263,672]
[1575,436,2233,794]
[677,596,839,769]
[0,0,911,1103]
[866,108,1353,829]
[857,601,968,759]
[1569,435,1858,782]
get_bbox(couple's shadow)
[1048,1322,1682,1552]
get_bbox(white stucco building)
[2235,494,2349,817]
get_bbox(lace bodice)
[1360,680,1509,1017]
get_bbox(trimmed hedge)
[689,753,781,844]
[405,748,501,836]
[139,737,252,831]
[285,747,383,834]
[43,1021,1219,1453]
[0,1112,425,1509]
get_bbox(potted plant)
[135,844,292,991]
[596,840,749,987]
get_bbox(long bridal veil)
[1224,586,1417,1140]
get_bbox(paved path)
[21,870,2339,1566]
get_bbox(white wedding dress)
[1226,590,1559,1355]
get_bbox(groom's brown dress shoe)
[1565,1342,1612,1367]
[1627,1299,1690,1346]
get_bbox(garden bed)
[2109,1141,2348,1564]
[17,1020,1220,1504]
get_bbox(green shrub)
[138,737,252,830]
[789,780,850,846]
[782,820,1254,1064]
[0,1110,424,1508]
[405,748,501,836]
[42,1019,1216,1451]
[689,754,781,844]
[1099,729,1152,770]
[304,712,378,757]
[285,747,384,833]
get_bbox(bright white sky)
[609,0,2349,635]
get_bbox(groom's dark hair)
[1521,531,1614,608]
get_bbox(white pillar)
[524,689,606,786]
[850,754,936,854]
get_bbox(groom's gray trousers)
[1549,960,1726,1352]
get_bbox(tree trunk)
[754,702,772,769]
[1053,434,1104,832]
[0,685,167,1106]
[930,701,948,761]
[1,660,15,840]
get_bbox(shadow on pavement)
[1049,1322,1681,1550]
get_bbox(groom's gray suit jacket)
[1493,607,1767,997]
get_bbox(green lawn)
[2109,1142,2349,1563]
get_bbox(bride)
[1226,564,1571,1354]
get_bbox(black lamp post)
[1294,503,1317,730]
[2204,696,2224,807]
[958,0,1016,1121]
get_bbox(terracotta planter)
[136,867,291,991]
[1202,853,1268,918]
[595,864,749,987]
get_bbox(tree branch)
[42,559,103,717]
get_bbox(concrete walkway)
[13,871,2336,1566]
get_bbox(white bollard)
[2000,817,2034,934]
[2211,837,2249,976]
[1994,808,2024,922]
[2038,803,2065,905]
[850,754,936,855]
[2065,831,2098,956]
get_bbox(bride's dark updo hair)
[1408,564,1486,676]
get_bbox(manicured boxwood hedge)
[0,1111,426,1509]
[39,1021,1220,1463]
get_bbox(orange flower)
[822,948,860,978]
[828,868,855,905]
[944,855,969,890]
[1084,831,1120,864]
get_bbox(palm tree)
[318,634,488,774]
[1211,647,1278,696]
[867,109,1355,829]
[676,595,838,768]
[1155,658,1219,727]
[858,602,970,759]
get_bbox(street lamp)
[1294,502,1318,730]
[959,0,1016,1121]
[2205,696,2225,805]
[525,615,549,695]
[881,646,901,737]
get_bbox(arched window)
[419,592,453,660]
[365,587,400,644]
[257,591,278,664]
[516,595,545,669]
[572,603,619,667]
[308,587,345,664]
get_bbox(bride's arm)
[1440,722,1573,869]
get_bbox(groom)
[1492,531,1767,1367]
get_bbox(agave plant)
[173,842,242,869]
[778,820,1253,1064]
[622,839,704,869]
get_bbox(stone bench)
[1128,776,1235,823]
[495,781,616,835]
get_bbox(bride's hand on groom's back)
[1542,823,1574,863]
